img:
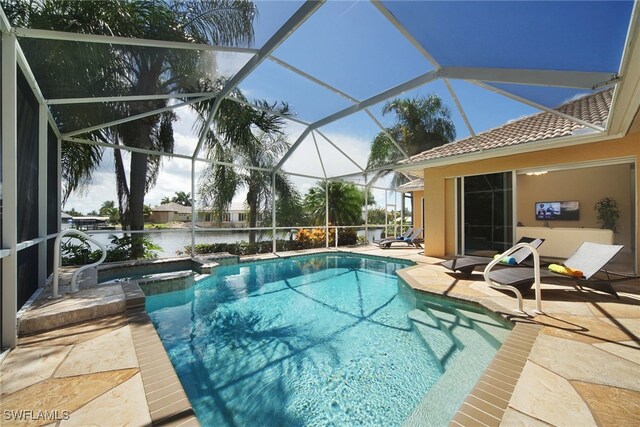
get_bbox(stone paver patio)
[1,245,638,426]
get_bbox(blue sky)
[64,0,635,213]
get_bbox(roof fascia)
[442,67,616,90]
[608,1,640,135]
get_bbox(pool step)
[408,309,462,372]
[18,271,146,336]
[18,283,127,336]
[121,281,146,310]
[404,304,511,427]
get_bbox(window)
[223,213,231,222]
[238,213,247,222]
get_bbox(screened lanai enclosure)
[1,0,637,349]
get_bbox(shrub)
[184,227,359,256]
[61,234,161,266]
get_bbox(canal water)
[68,228,387,258]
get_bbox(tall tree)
[161,192,192,206]
[4,0,257,258]
[99,200,120,224]
[367,95,456,187]
[304,181,372,226]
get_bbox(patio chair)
[486,242,629,299]
[378,228,424,248]
[440,237,545,278]
[373,227,414,244]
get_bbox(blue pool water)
[146,254,509,426]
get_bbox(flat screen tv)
[535,201,579,221]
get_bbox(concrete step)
[18,284,127,336]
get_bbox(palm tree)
[99,200,120,224]
[161,192,191,206]
[304,181,372,226]
[195,91,300,244]
[4,0,257,258]
[367,95,456,187]
[173,192,192,207]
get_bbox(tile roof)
[152,202,192,213]
[404,89,612,164]
[396,179,425,192]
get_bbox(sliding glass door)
[459,172,513,255]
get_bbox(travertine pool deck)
[1,245,638,426]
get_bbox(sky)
[62,0,634,214]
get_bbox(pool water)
[146,254,508,426]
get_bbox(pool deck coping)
[127,307,199,426]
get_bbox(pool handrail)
[52,229,108,298]
[483,242,542,314]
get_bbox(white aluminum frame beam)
[62,95,216,138]
[372,1,483,153]
[2,33,18,349]
[14,41,62,138]
[275,69,440,171]
[311,131,327,179]
[314,130,365,172]
[283,170,325,180]
[64,136,274,172]
[443,78,484,151]
[235,54,409,168]
[272,172,277,253]
[46,92,217,106]
[192,0,325,159]
[0,3,10,32]
[13,27,260,55]
[38,104,48,289]
[269,55,360,103]
[313,70,440,129]
[228,96,310,126]
[363,109,410,159]
[371,0,440,68]
[190,159,196,253]
[325,178,329,247]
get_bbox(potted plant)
[594,197,620,233]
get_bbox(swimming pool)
[146,253,509,426]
